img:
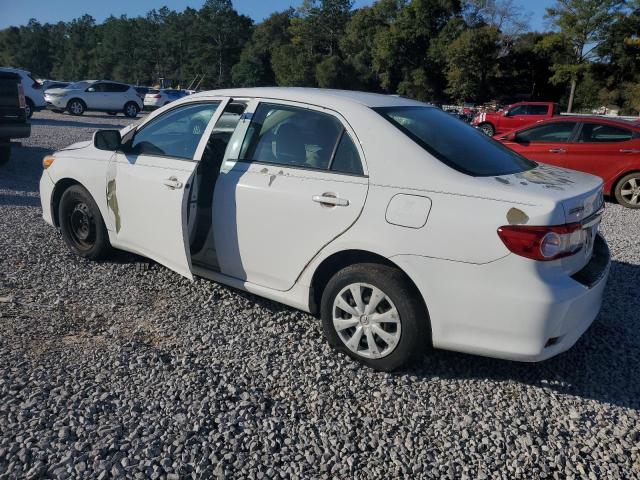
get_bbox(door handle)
[548,148,566,153]
[620,149,640,153]
[163,177,183,190]
[312,193,349,207]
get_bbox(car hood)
[478,163,604,224]
[57,140,92,152]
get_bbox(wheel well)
[67,98,86,108]
[308,249,427,318]
[611,170,640,196]
[25,97,34,106]
[51,178,81,227]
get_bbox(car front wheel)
[59,185,111,260]
[124,102,139,118]
[321,263,429,371]
[478,123,495,136]
[67,99,85,116]
[615,173,640,209]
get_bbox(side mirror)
[503,110,510,117]
[94,130,121,151]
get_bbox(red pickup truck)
[471,102,560,137]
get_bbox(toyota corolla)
[39,88,610,371]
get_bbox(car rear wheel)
[25,99,34,118]
[67,99,85,116]
[320,263,429,371]
[59,185,111,260]
[615,173,640,209]
[478,123,494,136]
[0,144,10,165]
[124,102,139,118]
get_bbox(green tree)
[541,0,626,112]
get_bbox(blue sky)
[0,0,554,31]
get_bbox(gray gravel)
[1,110,639,479]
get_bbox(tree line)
[0,0,638,113]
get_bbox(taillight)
[497,223,584,261]
[153,94,161,99]
[17,84,26,108]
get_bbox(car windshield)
[374,106,536,176]
[67,81,91,90]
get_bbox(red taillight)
[152,94,161,99]
[17,84,26,108]
[497,223,584,261]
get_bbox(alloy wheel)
[620,177,640,206]
[332,283,401,359]
[126,104,138,117]
[70,101,83,115]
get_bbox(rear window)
[0,75,19,107]
[375,106,536,176]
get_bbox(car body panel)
[472,102,556,135]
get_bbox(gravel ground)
[1,110,639,479]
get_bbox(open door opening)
[187,100,248,271]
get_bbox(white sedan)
[39,88,610,371]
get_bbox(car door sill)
[191,265,311,313]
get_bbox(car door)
[102,82,127,110]
[85,82,108,109]
[504,121,578,166]
[212,100,369,291]
[564,122,637,184]
[107,99,228,278]
[500,104,529,132]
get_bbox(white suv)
[44,80,142,118]
[0,67,46,118]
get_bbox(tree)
[541,0,625,112]
[445,25,501,101]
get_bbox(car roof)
[0,67,29,74]
[191,87,427,110]
[538,115,640,129]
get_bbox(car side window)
[126,102,220,159]
[240,103,347,170]
[578,123,633,143]
[507,105,527,116]
[330,132,364,175]
[105,83,129,93]
[517,122,577,143]
[528,105,549,115]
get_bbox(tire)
[67,99,85,116]
[59,185,111,260]
[614,172,640,209]
[478,123,495,136]
[25,99,34,118]
[124,102,139,118]
[0,144,10,165]
[320,263,429,371]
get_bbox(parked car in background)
[472,101,559,137]
[44,80,142,118]
[0,71,30,164]
[144,88,189,109]
[40,88,609,371]
[43,81,70,92]
[498,116,640,208]
[0,67,45,118]
[134,86,150,101]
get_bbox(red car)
[498,116,640,208]
[472,101,559,137]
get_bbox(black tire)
[614,172,640,209]
[320,263,429,371]
[25,99,34,118]
[124,102,139,118]
[59,185,111,260]
[478,123,495,136]
[67,99,85,116]
[0,144,10,165]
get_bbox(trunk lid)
[481,163,605,274]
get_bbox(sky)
[0,0,554,31]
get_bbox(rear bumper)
[392,235,611,362]
[0,122,30,140]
